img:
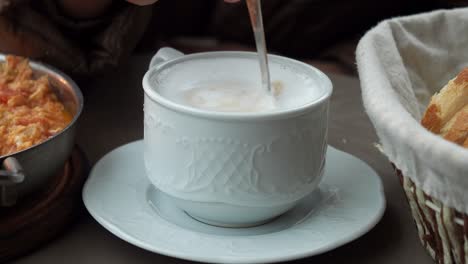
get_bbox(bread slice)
[440,104,468,145]
[421,68,468,148]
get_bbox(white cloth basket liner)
[356,8,468,214]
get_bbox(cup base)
[185,211,277,228]
[166,192,299,229]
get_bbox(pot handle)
[149,47,184,69]
[0,157,25,207]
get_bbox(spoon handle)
[246,0,271,93]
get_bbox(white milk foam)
[183,80,276,112]
[154,57,323,112]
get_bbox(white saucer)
[83,140,385,264]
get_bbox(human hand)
[126,0,158,5]
[127,0,240,5]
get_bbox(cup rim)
[142,51,333,121]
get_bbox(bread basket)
[356,8,468,264]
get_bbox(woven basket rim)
[356,14,468,174]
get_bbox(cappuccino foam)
[153,56,324,113]
[183,80,275,112]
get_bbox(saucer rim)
[83,140,386,264]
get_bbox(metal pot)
[0,55,84,206]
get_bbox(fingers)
[127,0,238,6]
[126,0,158,6]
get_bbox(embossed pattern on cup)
[144,97,328,207]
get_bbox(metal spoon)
[246,0,271,93]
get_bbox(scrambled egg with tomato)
[0,56,72,156]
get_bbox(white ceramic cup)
[143,47,332,227]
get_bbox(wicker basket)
[393,165,467,264]
[356,8,468,264]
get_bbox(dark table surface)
[12,54,433,264]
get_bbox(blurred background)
[0,0,466,78]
